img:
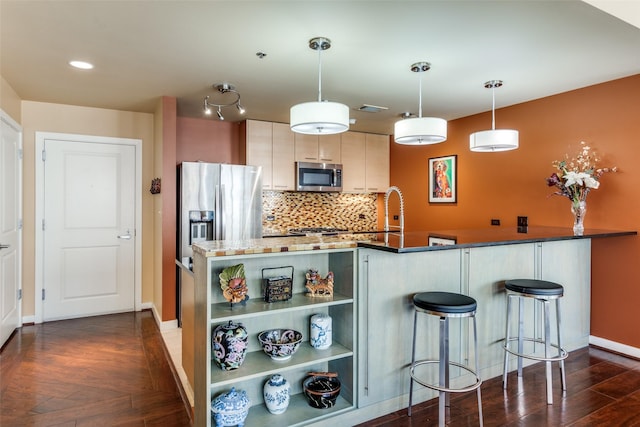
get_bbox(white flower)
[583,176,600,189]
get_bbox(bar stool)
[408,291,483,427]
[502,279,568,404]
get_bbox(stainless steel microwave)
[296,162,343,192]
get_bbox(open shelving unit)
[193,248,357,427]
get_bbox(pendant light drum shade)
[394,61,447,145]
[469,80,519,152]
[469,129,519,152]
[290,37,349,135]
[394,116,447,144]
[290,101,349,135]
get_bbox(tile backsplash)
[262,191,377,234]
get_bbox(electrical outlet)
[491,219,500,226]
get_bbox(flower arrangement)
[546,141,617,207]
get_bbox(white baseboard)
[148,302,179,331]
[22,315,35,324]
[589,335,640,359]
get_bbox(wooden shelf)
[210,293,353,322]
[210,343,353,387]
[218,394,354,427]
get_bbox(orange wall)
[390,74,640,348]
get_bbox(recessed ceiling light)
[69,60,94,70]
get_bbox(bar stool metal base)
[408,292,483,427]
[502,279,568,405]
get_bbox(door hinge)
[18,148,23,160]
[42,149,46,161]
[42,289,45,300]
[18,289,22,300]
[18,219,23,230]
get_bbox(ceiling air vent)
[356,104,389,113]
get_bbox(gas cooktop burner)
[288,227,350,236]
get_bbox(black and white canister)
[310,313,332,350]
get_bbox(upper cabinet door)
[294,134,319,162]
[245,120,273,190]
[340,132,366,192]
[272,123,295,191]
[365,133,390,192]
[318,134,341,164]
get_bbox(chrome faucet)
[384,186,405,234]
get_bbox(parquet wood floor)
[0,311,191,427]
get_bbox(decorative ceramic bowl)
[257,329,303,361]
[303,373,341,409]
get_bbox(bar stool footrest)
[410,359,482,394]
[503,337,568,362]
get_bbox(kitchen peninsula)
[189,226,635,427]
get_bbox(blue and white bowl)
[258,329,303,361]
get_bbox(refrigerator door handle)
[214,184,221,240]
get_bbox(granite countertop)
[191,235,364,257]
[358,226,637,253]
[193,226,637,258]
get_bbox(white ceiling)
[1,1,639,135]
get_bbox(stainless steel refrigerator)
[177,162,262,270]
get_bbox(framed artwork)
[428,154,457,203]
[428,235,457,246]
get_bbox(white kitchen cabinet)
[244,120,295,191]
[193,248,357,427]
[295,134,341,164]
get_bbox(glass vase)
[571,200,587,236]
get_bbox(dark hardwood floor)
[0,311,191,427]
[356,346,640,426]
[3,312,640,426]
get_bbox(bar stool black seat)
[408,291,483,427]
[502,279,568,405]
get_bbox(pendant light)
[469,80,519,152]
[290,37,349,135]
[394,62,447,145]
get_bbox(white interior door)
[41,137,136,321]
[0,111,22,347]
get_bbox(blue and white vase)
[310,313,332,350]
[263,374,290,415]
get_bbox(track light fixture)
[203,83,245,121]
